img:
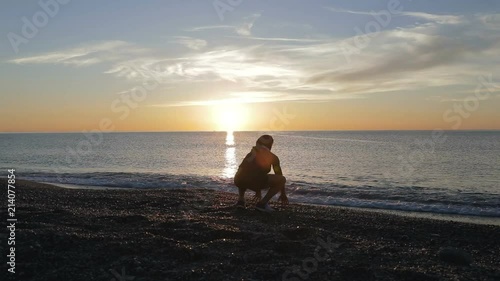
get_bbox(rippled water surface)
[1,131,499,217]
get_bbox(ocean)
[1,131,499,218]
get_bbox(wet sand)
[5,180,500,280]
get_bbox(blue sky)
[1,0,499,131]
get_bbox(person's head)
[256,135,274,150]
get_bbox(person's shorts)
[234,170,269,191]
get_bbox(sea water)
[0,131,499,218]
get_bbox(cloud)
[8,41,148,67]
[299,12,499,95]
[174,36,207,50]
[156,91,286,106]
[107,11,500,105]
[7,12,500,107]
[187,13,261,37]
[153,91,351,107]
[105,46,302,87]
[480,13,500,30]
[325,7,373,16]
[185,25,234,32]
[227,36,323,43]
[325,6,463,24]
[401,11,462,24]
[308,36,469,84]
[236,13,261,36]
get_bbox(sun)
[212,103,248,131]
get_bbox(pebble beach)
[4,180,500,281]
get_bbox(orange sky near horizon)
[2,98,499,133]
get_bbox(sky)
[1,0,499,132]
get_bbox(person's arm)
[272,155,283,176]
[273,156,288,201]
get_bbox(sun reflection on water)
[223,131,237,178]
[225,131,235,146]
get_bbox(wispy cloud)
[227,36,323,43]
[7,12,500,107]
[325,6,373,16]
[187,13,261,37]
[401,11,462,24]
[480,13,500,30]
[8,41,148,67]
[174,36,207,50]
[105,46,303,87]
[185,25,234,32]
[325,6,463,24]
[153,91,351,107]
[308,36,469,84]
[236,13,261,36]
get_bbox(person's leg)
[234,173,248,207]
[238,186,246,202]
[258,174,286,206]
[247,185,265,203]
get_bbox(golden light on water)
[223,131,237,178]
[225,130,235,146]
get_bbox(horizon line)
[1,129,500,134]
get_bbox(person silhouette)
[234,135,288,212]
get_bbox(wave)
[20,171,500,218]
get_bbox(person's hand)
[278,193,289,207]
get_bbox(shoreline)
[7,180,500,280]
[299,203,500,227]
[47,181,500,227]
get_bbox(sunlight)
[212,103,248,131]
[222,146,237,178]
[223,131,237,178]
[225,130,235,146]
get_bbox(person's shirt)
[238,145,282,175]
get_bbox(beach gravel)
[7,180,500,281]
